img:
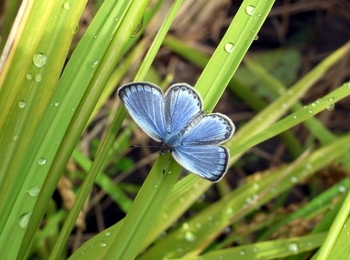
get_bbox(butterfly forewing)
[118,83,167,142]
[172,145,229,182]
[164,84,203,136]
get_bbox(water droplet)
[293,115,297,119]
[184,231,196,242]
[254,35,259,41]
[339,186,346,193]
[246,196,253,203]
[131,20,143,37]
[245,5,255,15]
[91,60,99,68]
[327,104,335,111]
[328,96,335,102]
[305,163,313,170]
[253,183,260,190]
[239,250,246,255]
[114,17,119,22]
[278,88,285,95]
[167,170,171,175]
[26,73,33,80]
[105,230,111,236]
[35,74,42,82]
[197,194,206,202]
[195,222,202,229]
[13,135,18,141]
[223,226,231,233]
[308,109,313,114]
[288,242,299,253]
[154,185,158,189]
[19,212,32,228]
[93,35,98,39]
[18,101,26,108]
[38,158,46,165]
[27,186,41,197]
[271,187,278,193]
[224,42,235,53]
[54,102,60,107]
[63,2,70,9]
[182,222,190,230]
[32,53,47,68]
[290,176,298,183]
[226,207,233,215]
[99,241,106,247]
[72,24,79,34]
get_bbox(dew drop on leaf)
[32,53,47,68]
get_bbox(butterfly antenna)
[129,145,160,148]
[129,144,166,174]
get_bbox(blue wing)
[164,83,203,135]
[181,113,235,145]
[172,145,230,182]
[118,82,167,142]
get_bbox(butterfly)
[118,82,235,182]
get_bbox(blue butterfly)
[118,82,235,182]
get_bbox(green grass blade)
[229,81,350,157]
[0,1,87,258]
[316,191,350,259]
[140,133,350,259]
[103,0,186,259]
[195,0,275,110]
[180,233,326,260]
[43,1,149,258]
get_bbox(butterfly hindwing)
[172,144,229,182]
[118,82,167,142]
[181,113,235,145]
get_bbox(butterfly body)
[118,82,235,182]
